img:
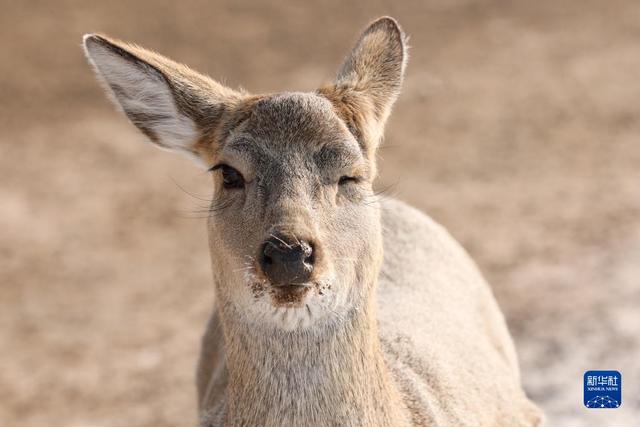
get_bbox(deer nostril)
[304,254,314,265]
[302,242,314,265]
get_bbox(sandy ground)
[1,1,639,426]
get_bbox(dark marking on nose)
[260,234,315,285]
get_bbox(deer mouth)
[269,283,312,306]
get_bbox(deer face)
[83,17,406,330]
[206,93,383,329]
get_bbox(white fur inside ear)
[83,35,198,154]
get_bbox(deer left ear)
[319,17,407,155]
[83,34,243,166]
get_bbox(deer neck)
[220,291,408,426]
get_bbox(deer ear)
[319,17,407,154]
[83,34,242,166]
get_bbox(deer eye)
[209,164,245,189]
[338,175,358,186]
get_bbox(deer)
[83,16,543,427]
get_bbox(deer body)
[83,16,542,426]
[197,198,541,426]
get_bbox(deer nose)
[260,235,315,286]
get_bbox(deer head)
[84,17,407,331]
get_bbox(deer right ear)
[83,34,242,166]
[319,17,407,159]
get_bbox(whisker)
[233,264,255,272]
[270,233,292,249]
[169,176,214,203]
[333,258,359,263]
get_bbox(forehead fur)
[239,92,350,147]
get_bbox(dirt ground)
[1,1,639,426]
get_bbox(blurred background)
[1,0,639,426]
